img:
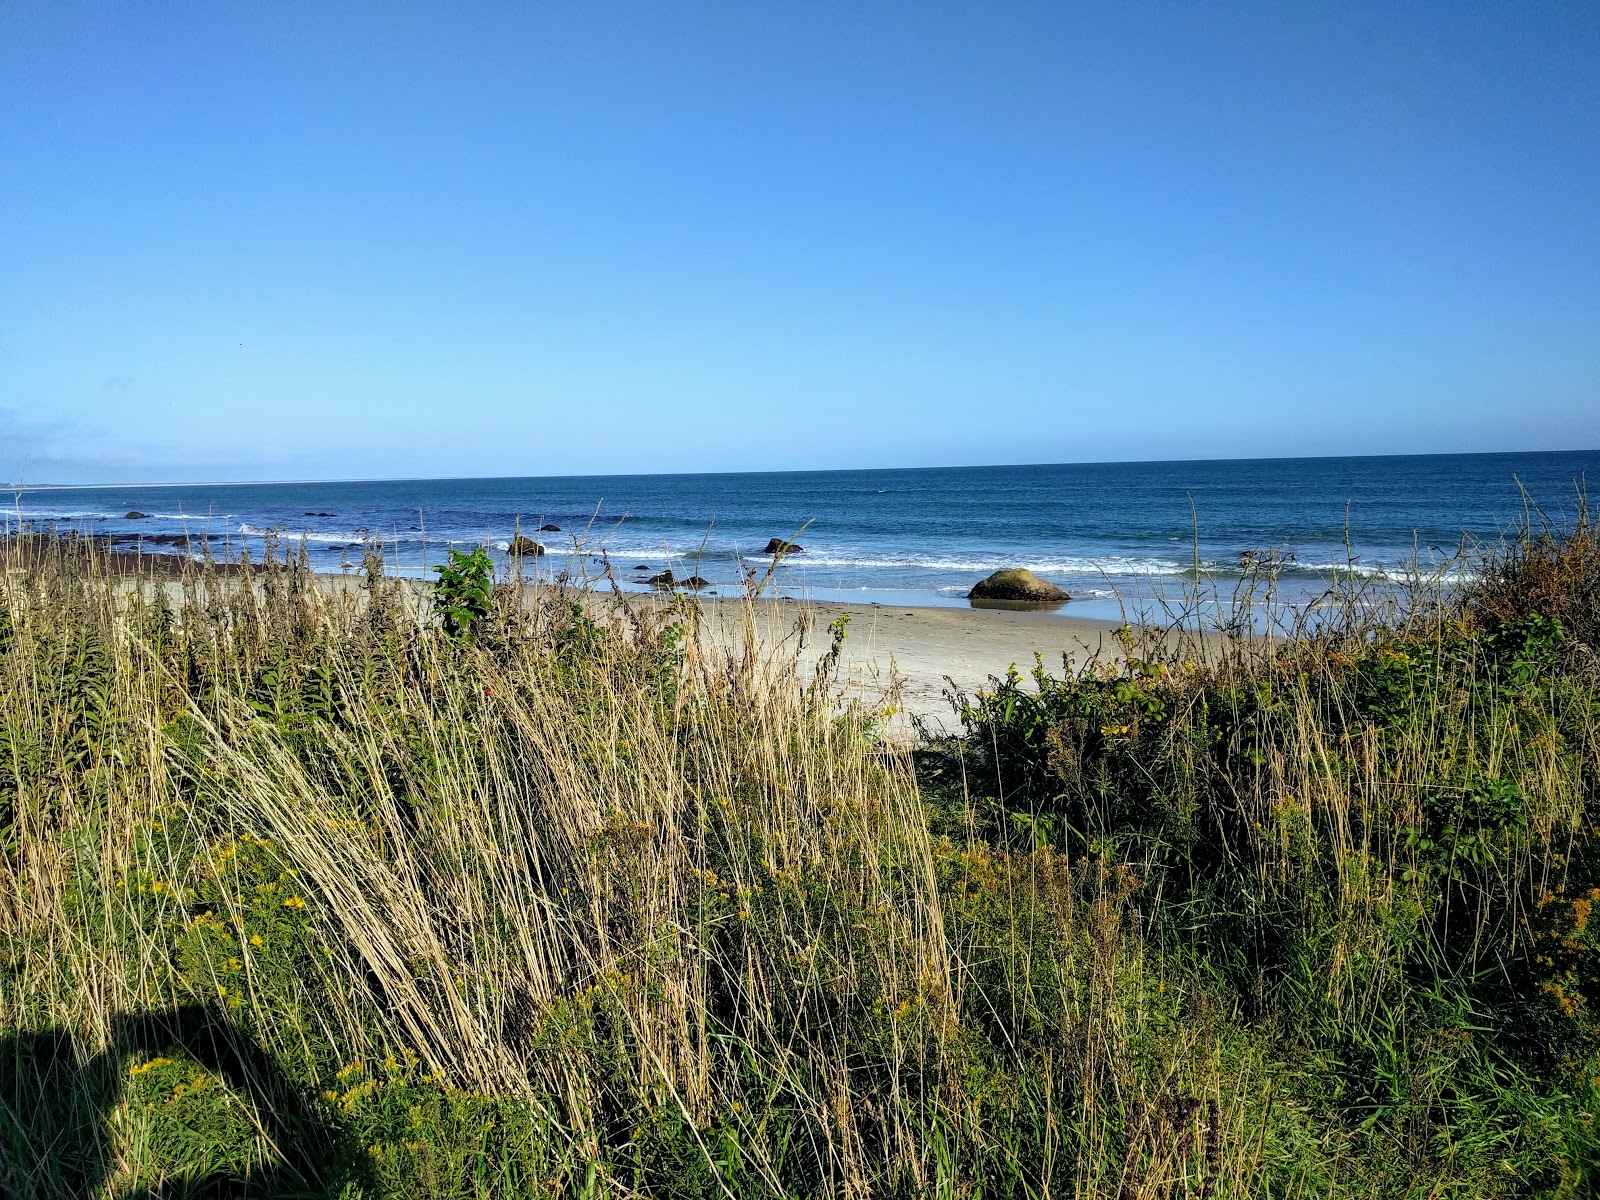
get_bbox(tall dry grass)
[943,511,1600,1195]
[1,522,1596,1197]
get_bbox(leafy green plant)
[431,546,494,643]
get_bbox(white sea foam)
[12,510,1468,590]
[589,547,1200,575]
[6,507,241,528]
[239,522,402,545]
[503,542,1458,582]
[23,509,234,522]
[767,554,1186,574]
[6,508,115,522]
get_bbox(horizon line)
[7,444,1597,492]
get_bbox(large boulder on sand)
[967,568,1069,602]
[647,570,675,589]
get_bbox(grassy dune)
[1,522,1597,1197]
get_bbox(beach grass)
[1,518,1597,1197]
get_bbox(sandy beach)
[685,596,1127,728]
[5,541,1150,729]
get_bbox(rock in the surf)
[967,568,1069,602]
[538,523,561,532]
[680,575,712,589]
[125,511,149,519]
[507,536,546,556]
[763,538,803,554]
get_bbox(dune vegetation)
[1,517,1597,1197]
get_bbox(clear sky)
[3,2,1597,484]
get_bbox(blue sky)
[3,2,1597,484]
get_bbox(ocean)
[9,451,1597,622]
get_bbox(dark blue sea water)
[10,451,1597,621]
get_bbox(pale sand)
[678,597,1129,729]
[110,565,1139,732]
[325,574,1140,727]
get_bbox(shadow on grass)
[0,1003,340,1198]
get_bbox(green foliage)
[939,592,1600,1193]
[3,521,1599,1197]
[328,1055,560,1197]
[430,546,494,643]
[122,1050,262,1184]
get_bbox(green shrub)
[431,546,494,643]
